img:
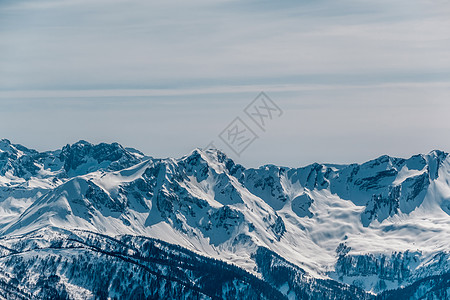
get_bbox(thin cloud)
[1,0,449,166]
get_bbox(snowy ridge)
[0,140,449,299]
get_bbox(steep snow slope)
[0,140,449,296]
[0,139,146,227]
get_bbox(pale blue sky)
[1,0,450,167]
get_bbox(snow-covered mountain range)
[0,139,449,299]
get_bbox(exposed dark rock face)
[1,141,449,299]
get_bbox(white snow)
[0,145,449,294]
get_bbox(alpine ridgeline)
[0,139,449,299]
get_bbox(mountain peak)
[179,147,237,177]
[0,139,13,154]
[0,138,11,146]
[72,140,92,146]
[60,140,144,175]
[427,149,448,159]
[0,141,449,298]
[0,139,31,155]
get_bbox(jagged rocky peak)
[0,138,36,159]
[327,151,450,226]
[60,140,145,174]
[0,138,11,150]
[0,140,449,299]
[405,154,427,171]
[0,139,151,181]
[181,147,232,166]
[427,149,448,159]
[0,139,17,168]
[0,140,41,179]
[425,150,449,180]
[177,147,239,181]
[357,150,448,178]
[361,154,406,172]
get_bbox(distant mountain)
[0,139,147,180]
[0,140,449,299]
